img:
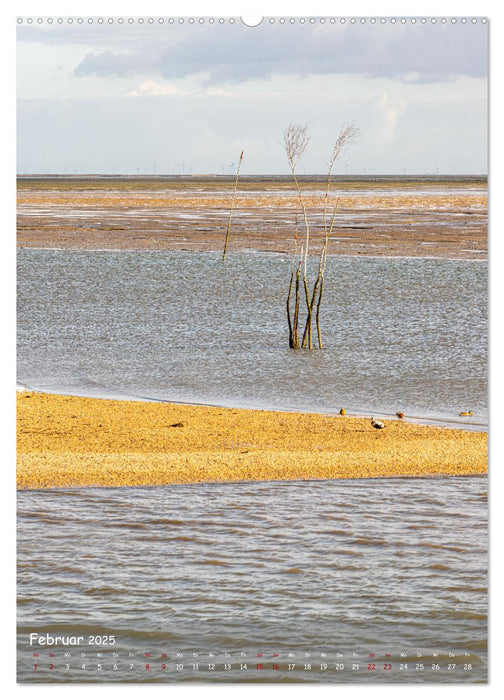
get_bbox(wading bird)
[339,407,346,416]
[396,412,405,419]
[371,417,385,429]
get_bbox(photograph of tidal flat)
[17,18,487,683]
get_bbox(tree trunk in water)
[286,270,294,348]
[292,267,301,349]
[287,267,302,349]
[315,276,324,349]
[302,275,321,349]
[302,277,313,350]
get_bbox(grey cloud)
[73,50,160,77]
[19,21,488,84]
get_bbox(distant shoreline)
[17,391,488,490]
[16,174,488,188]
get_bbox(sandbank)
[17,391,487,489]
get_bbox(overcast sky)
[16,18,488,175]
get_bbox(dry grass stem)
[222,150,244,261]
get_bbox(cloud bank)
[18,21,488,85]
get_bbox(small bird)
[459,411,473,417]
[371,417,385,429]
[396,412,405,419]
[339,407,346,416]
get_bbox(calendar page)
[16,13,488,684]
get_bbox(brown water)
[17,476,487,683]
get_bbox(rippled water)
[17,249,488,682]
[17,477,487,683]
[17,249,487,427]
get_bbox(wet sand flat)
[17,176,487,259]
[17,391,487,489]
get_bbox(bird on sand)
[459,411,473,417]
[339,407,346,416]
[396,412,405,419]
[170,421,186,427]
[371,417,385,429]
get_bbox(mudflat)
[17,176,487,259]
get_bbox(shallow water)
[17,476,487,683]
[17,249,487,428]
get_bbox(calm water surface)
[17,477,487,683]
[17,249,487,428]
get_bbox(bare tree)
[284,124,311,272]
[323,125,360,233]
[286,214,302,348]
[284,123,360,350]
[310,124,360,348]
[284,124,312,348]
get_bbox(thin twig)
[222,150,244,262]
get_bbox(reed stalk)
[222,150,244,262]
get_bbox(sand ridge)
[17,391,487,489]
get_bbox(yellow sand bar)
[17,392,487,489]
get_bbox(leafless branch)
[283,123,310,171]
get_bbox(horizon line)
[16,172,488,179]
